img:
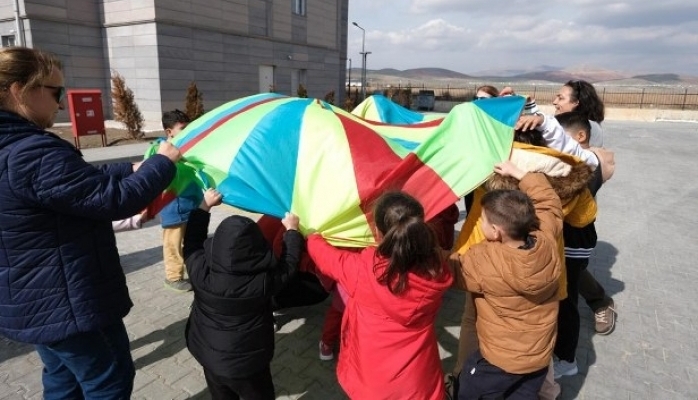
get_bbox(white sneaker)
[553,359,578,379]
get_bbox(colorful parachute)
[351,94,443,124]
[148,92,524,246]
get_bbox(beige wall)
[102,0,156,25]
[0,0,349,124]
[307,0,337,48]
[153,0,250,36]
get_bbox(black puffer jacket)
[0,110,176,344]
[183,209,303,378]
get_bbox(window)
[293,0,306,16]
[2,35,16,47]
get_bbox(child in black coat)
[182,189,303,400]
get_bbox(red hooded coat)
[307,235,453,400]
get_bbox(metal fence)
[368,83,698,110]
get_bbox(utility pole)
[352,22,367,101]
[347,58,352,95]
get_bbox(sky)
[346,0,698,76]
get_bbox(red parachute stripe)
[180,96,280,154]
[146,190,177,220]
[337,114,457,235]
[401,153,460,221]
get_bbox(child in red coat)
[307,192,453,400]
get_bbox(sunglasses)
[41,85,66,104]
[474,96,492,100]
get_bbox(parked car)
[417,90,435,111]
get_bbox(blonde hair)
[0,47,63,106]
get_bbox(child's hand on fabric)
[282,212,300,231]
[494,161,526,180]
[157,141,182,163]
[515,114,544,131]
[499,86,515,96]
[200,189,222,211]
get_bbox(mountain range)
[349,66,698,87]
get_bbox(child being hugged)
[457,161,563,400]
[182,189,303,400]
[306,191,453,400]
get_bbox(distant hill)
[632,74,682,83]
[372,68,472,80]
[513,66,630,83]
[473,65,561,78]
[363,65,698,87]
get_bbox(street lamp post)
[347,58,352,96]
[352,21,367,100]
[363,51,371,97]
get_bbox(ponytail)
[373,192,444,295]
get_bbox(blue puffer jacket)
[154,137,200,228]
[159,190,201,228]
[0,110,176,344]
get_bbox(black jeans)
[273,271,329,310]
[458,350,547,400]
[204,366,275,400]
[578,268,612,312]
[555,257,586,362]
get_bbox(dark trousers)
[578,268,612,312]
[458,350,547,400]
[34,321,135,400]
[204,366,275,400]
[273,271,329,310]
[555,257,585,362]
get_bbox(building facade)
[0,0,349,125]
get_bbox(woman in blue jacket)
[0,47,180,399]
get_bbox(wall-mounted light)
[287,55,293,60]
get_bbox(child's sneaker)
[319,341,334,361]
[164,279,192,292]
[594,300,617,335]
[553,359,578,379]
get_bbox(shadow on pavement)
[187,388,210,399]
[0,337,34,364]
[120,245,164,275]
[131,318,188,369]
[586,241,623,299]
[270,300,348,399]
[559,240,622,399]
[437,289,466,375]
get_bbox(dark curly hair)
[564,80,605,123]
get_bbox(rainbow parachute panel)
[148,93,524,246]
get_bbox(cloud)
[349,0,698,75]
[573,2,698,28]
[368,19,468,52]
[408,0,548,15]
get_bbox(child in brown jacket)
[457,161,563,400]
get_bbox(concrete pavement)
[2,120,697,399]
